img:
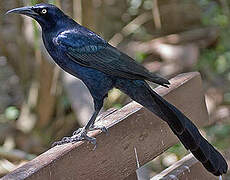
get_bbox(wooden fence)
[1,72,223,180]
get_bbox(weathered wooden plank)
[152,153,219,180]
[1,72,210,180]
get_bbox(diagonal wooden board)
[2,72,212,180]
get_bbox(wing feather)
[56,30,170,86]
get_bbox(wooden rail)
[152,153,218,180]
[2,72,220,180]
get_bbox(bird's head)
[6,3,66,29]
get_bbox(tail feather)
[146,73,170,88]
[143,83,228,176]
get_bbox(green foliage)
[30,0,40,50]
[113,103,122,109]
[205,123,230,149]
[199,0,228,27]
[135,52,148,63]
[4,106,19,121]
[224,92,230,103]
[167,143,187,158]
[196,0,230,88]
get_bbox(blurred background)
[0,0,230,178]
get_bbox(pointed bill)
[6,6,38,16]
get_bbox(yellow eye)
[41,9,47,14]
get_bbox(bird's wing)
[55,29,170,87]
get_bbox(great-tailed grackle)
[7,3,227,176]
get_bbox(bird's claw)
[89,125,109,135]
[51,128,96,147]
[52,125,107,148]
[72,128,83,136]
[72,125,108,135]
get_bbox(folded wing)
[55,29,170,87]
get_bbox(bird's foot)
[89,125,108,135]
[72,124,108,135]
[52,127,96,147]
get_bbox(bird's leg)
[52,110,100,147]
[87,108,117,134]
[81,99,108,134]
[80,114,109,134]
[52,101,105,147]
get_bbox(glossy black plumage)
[7,3,228,176]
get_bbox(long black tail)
[145,84,228,176]
[116,79,228,176]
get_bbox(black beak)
[6,6,38,17]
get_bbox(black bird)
[7,3,227,176]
